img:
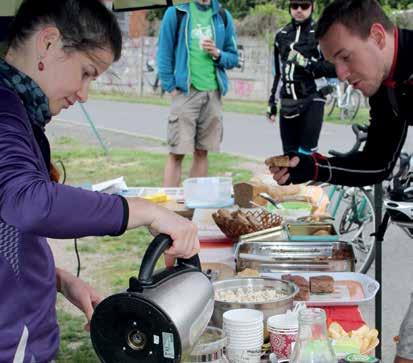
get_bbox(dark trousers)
[279,98,325,154]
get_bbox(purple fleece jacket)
[0,85,128,362]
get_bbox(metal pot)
[211,277,298,329]
[90,234,214,362]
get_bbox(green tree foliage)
[147,0,412,33]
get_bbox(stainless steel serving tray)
[239,225,286,242]
[235,240,355,273]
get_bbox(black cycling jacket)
[316,28,413,187]
[268,17,336,104]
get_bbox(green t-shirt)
[189,2,218,91]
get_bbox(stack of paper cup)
[267,312,299,360]
[223,309,264,363]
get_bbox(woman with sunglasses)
[267,0,336,156]
[0,0,199,361]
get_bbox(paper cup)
[223,309,264,325]
[267,313,298,359]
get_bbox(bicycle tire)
[340,89,361,121]
[329,186,376,273]
[326,97,336,117]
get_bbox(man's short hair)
[315,0,394,40]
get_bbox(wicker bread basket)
[212,208,283,241]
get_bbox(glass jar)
[182,326,229,363]
[290,308,336,363]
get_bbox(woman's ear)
[370,23,387,50]
[36,26,61,58]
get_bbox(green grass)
[90,89,267,116]
[90,90,370,125]
[53,146,252,188]
[324,105,369,125]
[52,139,254,362]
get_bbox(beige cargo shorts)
[167,87,223,154]
[397,293,413,359]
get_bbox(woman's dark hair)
[8,0,122,61]
[316,0,394,41]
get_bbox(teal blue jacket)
[157,0,238,96]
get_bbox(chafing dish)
[235,241,355,273]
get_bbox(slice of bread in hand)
[265,155,290,168]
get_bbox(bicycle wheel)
[340,89,361,121]
[328,186,376,273]
[326,96,336,116]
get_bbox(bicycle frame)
[336,82,354,109]
[327,185,369,222]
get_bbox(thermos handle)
[137,233,201,285]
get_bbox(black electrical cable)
[56,159,67,185]
[74,238,81,277]
[56,159,79,275]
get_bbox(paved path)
[60,99,413,159]
[56,99,413,362]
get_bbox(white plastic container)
[183,177,233,208]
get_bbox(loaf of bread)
[265,155,290,168]
[310,275,334,294]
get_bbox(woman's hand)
[126,199,200,267]
[149,207,199,267]
[56,268,103,331]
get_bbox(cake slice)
[310,275,335,294]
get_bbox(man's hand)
[57,268,103,332]
[201,39,220,59]
[287,49,309,68]
[267,155,301,185]
[266,152,317,185]
[266,103,277,123]
[169,89,179,97]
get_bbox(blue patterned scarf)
[0,58,51,129]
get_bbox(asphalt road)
[58,99,413,362]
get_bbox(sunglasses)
[290,3,312,10]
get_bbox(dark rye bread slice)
[310,275,334,294]
[282,274,310,301]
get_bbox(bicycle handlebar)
[328,123,368,157]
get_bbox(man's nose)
[336,63,350,82]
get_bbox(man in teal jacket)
[157,0,238,187]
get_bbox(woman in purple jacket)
[0,0,199,361]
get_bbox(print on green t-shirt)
[189,2,218,91]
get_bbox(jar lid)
[345,353,380,362]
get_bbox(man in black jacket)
[269,1,412,362]
[267,0,336,155]
[269,0,412,188]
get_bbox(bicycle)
[383,152,413,238]
[143,58,165,96]
[325,79,363,121]
[314,124,376,273]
